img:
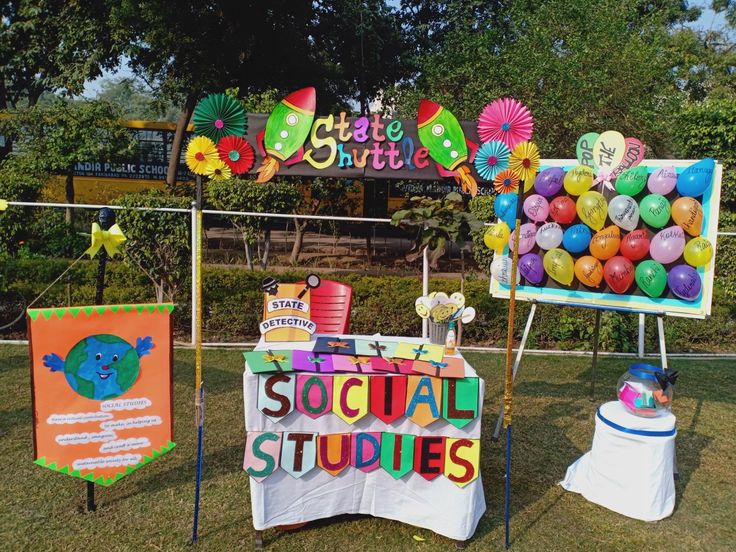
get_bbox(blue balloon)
[676,158,715,197]
[494,193,517,228]
[562,223,592,254]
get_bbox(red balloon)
[620,229,650,261]
[603,256,635,294]
[549,196,577,224]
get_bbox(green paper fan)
[192,93,247,142]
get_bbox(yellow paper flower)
[0,199,8,211]
[205,159,232,181]
[509,141,540,185]
[186,136,218,175]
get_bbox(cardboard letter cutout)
[413,436,445,481]
[295,375,333,419]
[281,432,317,478]
[369,375,408,424]
[257,374,296,422]
[442,377,479,429]
[351,432,381,472]
[405,376,443,427]
[332,375,369,424]
[444,438,480,488]
[243,431,282,481]
[317,433,351,476]
[380,432,415,479]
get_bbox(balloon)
[491,255,521,285]
[683,237,713,267]
[593,130,626,171]
[614,165,648,196]
[494,193,518,229]
[603,256,635,294]
[519,253,544,284]
[543,248,574,285]
[676,158,715,197]
[562,224,592,254]
[635,260,667,298]
[607,195,640,231]
[576,132,600,168]
[509,222,537,255]
[576,191,608,231]
[612,137,646,175]
[534,167,565,197]
[639,194,671,228]
[671,196,704,237]
[523,194,549,223]
[549,196,577,224]
[575,256,604,288]
[620,229,651,261]
[649,226,685,264]
[484,222,511,254]
[535,222,564,250]
[667,265,702,301]
[589,225,621,260]
[647,166,677,195]
[563,165,594,196]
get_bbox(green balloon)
[615,165,648,196]
[635,260,667,298]
[639,194,671,228]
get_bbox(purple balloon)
[667,264,702,301]
[534,167,565,197]
[519,253,544,284]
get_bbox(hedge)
[3,259,735,354]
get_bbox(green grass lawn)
[1,345,734,551]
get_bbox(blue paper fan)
[474,140,510,181]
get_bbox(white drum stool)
[560,400,677,521]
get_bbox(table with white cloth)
[243,334,487,542]
[560,400,677,522]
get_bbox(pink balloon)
[523,194,549,223]
[508,222,537,255]
[647,166,678,195]
[649,225,686,264]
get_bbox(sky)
[82,1,731,98]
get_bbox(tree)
[208,177,302,270]
[95,77,180,122]
[394,0,701,156]
[0,98,137,223]
[0,0,123,158]
[113,190,191,303]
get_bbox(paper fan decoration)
[493,169,520,194]
[205,159,232,181]
[509,141,540,184]
[477,98,534,149]
[217,136,255,175]
[186,136,218,175]
[192,93,247,142]
[474,140,510,181]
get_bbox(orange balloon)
[671,197,703,237]
[574,256,604,287]
[589,225,621,260]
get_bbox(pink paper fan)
[477,98,534,150]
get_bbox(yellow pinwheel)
[205,159,232,181]
[85,222,127,258]
[509,141,540,190]
[186,136,218,175]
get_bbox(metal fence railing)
[3,200,736,358]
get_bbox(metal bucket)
[428,321,449,345]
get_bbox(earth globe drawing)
[43,334,154,400]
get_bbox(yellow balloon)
[563,165,594,196]
[683,237,713,267]
[543,248,574,285]
[592,130,626,171]
[576,191,608,231]
[484,222,511,253]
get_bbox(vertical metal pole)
[590,309,602,401]
[638,313,645,358]
[657,315,668,371]
[422,241,429,339]
[192,382,205,543]
[88,206,114,513]
[191,201,198,346]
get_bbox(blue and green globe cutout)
[43,334,153,400]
